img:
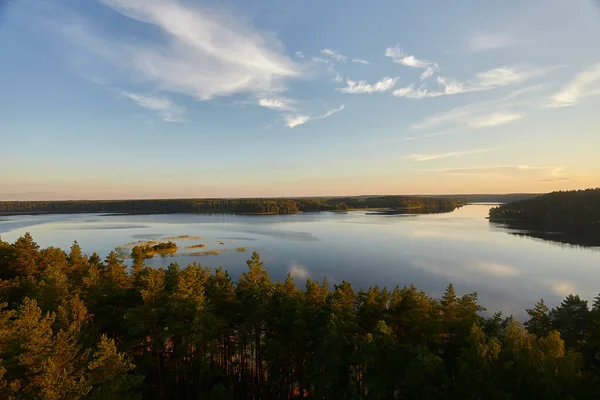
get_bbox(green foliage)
[1,234,600,399]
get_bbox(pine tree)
[88,335,142,399]
[525,299,551,337]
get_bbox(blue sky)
[1,0,600,199]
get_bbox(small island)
[131,241,178,259]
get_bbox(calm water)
[1,205,598,318]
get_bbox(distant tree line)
[432,193,541,204]
[1,234,600,398]
[0,196,464,216]
[489,188,600,228]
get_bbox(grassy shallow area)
[162,235,203,240]
[114,234,249,259]
[187,249,221,256]
[186,243,207,249]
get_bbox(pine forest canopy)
[489,188,600,228]
[1,234,600,399]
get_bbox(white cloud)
[285,115,310,128]
[394,66,550,99]
[259,97,295,111]
[284,104,344,128]
[548,62,600,108]
[63,0,300,102]
[119,91,186,121]
[468,113,524,127]
[339,77,397,94]
[420,68,435,81]
[475,67,532,88]
[333,73,343,83]
[385,45,438,80]
[411,86,543,131]
[468,33,515,52]
[352,58,371,65]
[316,104,344,119]
[321,48,347,63]
[392,85,416,98]
[310,56,329,64]
[295,51,304,59]
[404,147,498,162]
[393,85,446,99]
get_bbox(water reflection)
[1,205,599,319]
[491,222,600,248]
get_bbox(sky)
[1,0,600,200]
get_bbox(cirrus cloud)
[393,67,551,99]
[385,44,438,80]
[548,62,600,108]
[468,33,516,52]
[119,91,186,122]
[284,105,344,128]
[339,77,398,94]
[321,48,347,63]
[285,115,310,128]
[404,147,500,162]
[59,0,301,104]
[259,97,295,111]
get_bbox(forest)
[1,234,600,399]
[0,196,464,216]
[489,188,600,228]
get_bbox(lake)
[1,204,598,319]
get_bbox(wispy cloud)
[337,128,462,148]
[60,0,300,103]
[548,62,600,108]
[352,58,371,65]
[536,177,571,182]
[333,73,343,83]
[259,97,295,111]
[285,115,310,128]
[385,45,438,80]
[316,104,345,119]
[411,87,543,131]
[119,91,186,121]
[421,165,565,177]
[394,66,550,99]
[321,48,347,63]
[339,77,397,94]
[468,33,516,52]
[404,147,499,162]
[285,104,344,128]
[468,113,524,128]
[295,51,304,59]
